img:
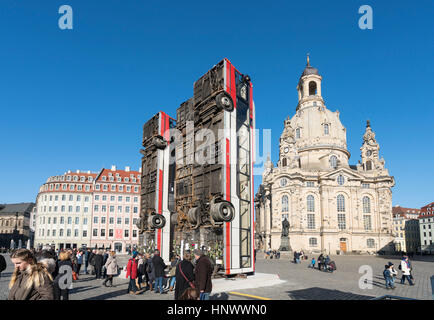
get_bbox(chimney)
[111,165,116,171]
[125,166,130,172]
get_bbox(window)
[110,206,114,213]
[67,217,72,224]
[126,196,130,202]
[337,195,345,212]
[282,158,287,167]
[125,206,130,213]
[363,196,371,213]
[47,230,50,237]
[338,214,346,229]
[366,161,372,171]
[296,128,300,139]
[337,175,345,186]
[309,238,317,247]
[93,229,98,236]
[76,206,80,212]
[117,218,122,224]
[133,218,138,225]
[83,218,88,225]
[280,178,287,187]
[67,229,71,237]
[118,196,123,202]
[307,195,315,212]
[307,214,315,229]
[124,230,129,237]
[103,185,108,191]
[84,207,88,213]
[95,184,100,191]
[69,195,73,201]
[77,195,81,201]
[60,217,64,224]
[133,230,137,238]
[306,181,314,187]
[101,229,106,237]
[60,229,64,237]
[367,239,375,248]
[127,186,131,192]
[110,196,115,202]
[101,217,106,224]
[52,229,56,237]
[364,215,372,230]
[118,206,122,213]
[125,218,129,225]
[109,229,113,237]
[75,217,79,225]
[362,183,370,189]
[62,195,66,201]
[134,197,138,203]
[83,230,87,237]
[74,229,79,237]
[102,205,107,212]
[324,124,329,135]
[53,217,57,224]
[134,187,139,193]
[308,81,317,96]
[94,217,98,224]
[94,205,99,212]
[133,207,138,214]
[109,217,114,224]
[85,196,89,202]
[282,196,289,212]
[330,156,337,168]
[61,205,65,212]
[102,195,107,201]
[119,185,124,192]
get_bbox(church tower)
[296,54,324,111]
[360,120,385,171]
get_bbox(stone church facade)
[255,57,395,255]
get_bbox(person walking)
[317,254,324,270]
[0,253,6,278]
[308,257,316,269]
[193,249,213,300]
[102,250,109,279]
[93,250,104,279]
[8,249,54,300]
[152,249,167,294]
[76,250,83,275]
[383,264,395,290]
[53,251,73,300]
[136,253,145,290]
[145,253,155,292]
[102,251,118,287]
[167,255,179,291]
[400,256,414,286]
[83,248,90,275]
[126,252,139,294]
[89,249,96,275]
[175,252,195,300]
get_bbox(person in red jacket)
[126,252,139,294]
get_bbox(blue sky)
[0,0,433,208]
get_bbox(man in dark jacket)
[193,249,212,300]
[175,252,195,300]
[84,249,90,274]
[102,250,109,278]
[0,254,6,278]
[152,250,167,294]
[93,250,104,279]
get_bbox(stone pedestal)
[279,236,291,251]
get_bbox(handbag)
[179,263,195,289]
[72,271,78,281]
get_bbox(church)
[255,57,395,254]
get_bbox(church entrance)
[339,238,347,253]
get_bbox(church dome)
[301,65,319,77]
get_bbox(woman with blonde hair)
[103,251,118,287]
[8,249,54,300]
[53,251,73,300]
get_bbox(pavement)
[1,253,433,300]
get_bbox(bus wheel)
[216,92,234,112]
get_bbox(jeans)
[169,277,176,288]
[385,277,394,288]
[155,277,163,293]
[401,275,414,285]
[200,292,210,300]
[128,278,138,293]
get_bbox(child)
[309,257,316,269]
[383,264,395,290]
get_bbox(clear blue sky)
[0,0,433,208]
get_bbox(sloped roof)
[0,203,35,215]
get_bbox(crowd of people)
[382,255,415,289]
[1,246,214,301]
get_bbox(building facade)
[419,202,434,253]
[0,203,34,249]
[33,166,141,252]
[255,57,395,254]
[90,166,141,253]
[391,206,420,253]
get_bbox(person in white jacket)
[399,256,414,286]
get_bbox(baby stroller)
[324,261,337,273]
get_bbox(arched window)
[324,124,329,135]
[337,194,345,212]
[363,196,371,213]
[367,239,375,248]
[296,128,301,139]
[307,195,315,212]
[282,158,287,167]
[282,195,289,212]
[366,161,372,171]
[309,81,317,96]
[330,156,337,168]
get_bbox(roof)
[419,202,434,219]
[96,168,141,183]
[0,203,35,215]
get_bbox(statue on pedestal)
[279,218,291,251]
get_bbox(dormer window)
[102,176,107,181]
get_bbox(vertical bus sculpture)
[139,111,176,263]
[174,58,255,275]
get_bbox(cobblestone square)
[1,253,433,300]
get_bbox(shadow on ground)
[285,287,374,300]
[210,293,229,300]
[84,288,130,300]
